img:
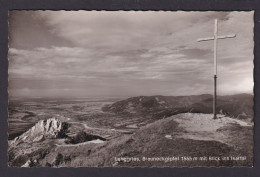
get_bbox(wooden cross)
[197,19,236,119]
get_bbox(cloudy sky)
[8,11,254,98]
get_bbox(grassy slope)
[42,113,252,167]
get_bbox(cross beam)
[197,34,236,42]
[197,19,236,119]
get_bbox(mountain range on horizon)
[102,93,254,122]
[8,92,253,101]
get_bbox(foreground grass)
[39,113,252,167]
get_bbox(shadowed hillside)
[102,94,253,121]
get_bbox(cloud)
[8,11,254,98]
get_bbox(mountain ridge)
[102,93,253,121]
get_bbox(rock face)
[11,118,69,144]
[8,118,70,167]
[27,118,64,137]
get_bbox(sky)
[8,11,254,98]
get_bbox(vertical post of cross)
[197,19,236,119]
[213,19,218,119]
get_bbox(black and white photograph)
[8,11,254,167]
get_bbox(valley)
[8,94,254,167]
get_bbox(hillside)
[102,94,253,121]
[38,113,253,167]
[8,94,254,167]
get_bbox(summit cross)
[197,19,236,119]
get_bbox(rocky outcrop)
[11,118,69,144]
[8,118,70,167]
